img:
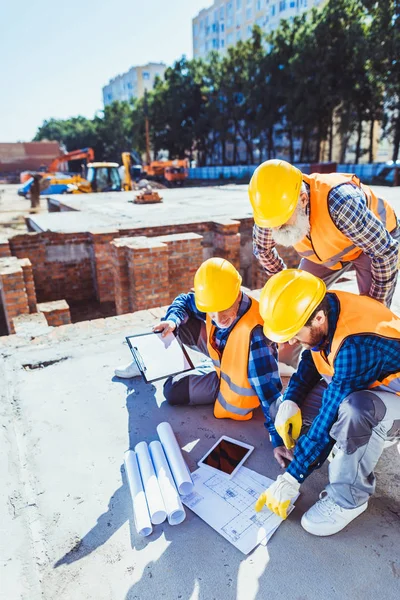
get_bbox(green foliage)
[33,0,400,165]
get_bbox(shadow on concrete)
[54,375,161,568]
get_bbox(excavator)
[121,152,189,190]
[18,148,122,196]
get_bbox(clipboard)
[126,331,195,383]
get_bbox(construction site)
[2,0,400,598]
[0,171,400,600]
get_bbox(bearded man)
[249,160,400,309]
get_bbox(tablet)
[197,436,254,478]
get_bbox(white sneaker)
[301,491,368,536]
[114,361,141,379]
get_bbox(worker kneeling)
[255,269,400,536]
[116,258,283,429]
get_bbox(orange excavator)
[20,148,95,183]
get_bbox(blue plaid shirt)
[285,292,400,482]
[253,181,399,306]
[164,291,283,444]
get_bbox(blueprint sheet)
[181,466,296,554]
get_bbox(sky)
[0,0,210,142]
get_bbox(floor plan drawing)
[182,466,296,554]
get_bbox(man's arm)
[253,224,286,275]
[329,183,399,306]
[247,326,284,447]
[163,291,206,327]
[287,337,385,482]
[283,349,321,406]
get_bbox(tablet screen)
[200,439,251,475]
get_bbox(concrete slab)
[27,184,400,234]
[1,299,400,600]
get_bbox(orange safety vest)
[312,291,400,395]
[206,296,264,420]
[294,173,397,270]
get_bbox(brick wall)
[0,240,11,258]
[126,239,170,312]
[9,232,95,304]
[89,229,118,303]
[111,233,203,315]
[19,258,37,313]
[37,300,71,327]
[0,258,30,334]
[157,233,203,300]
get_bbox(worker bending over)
[116,258,285,443]
[255,269,400,536]
[249,159,399,308]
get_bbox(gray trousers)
[271,381,400,509]
[163,318,219,407]
[279,228,400,368]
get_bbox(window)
[236,0,241,9]
[221,39,225,47]
[193,23,198,36]
[220,6,224,19]
[290,0,295,6]
[236,29,242,40]
[213,38,219,48]
[279,1,286,11]
[200,19,204,29]
[220,23,224,31]
[271,4,276,15]
[143,71,150,80]
[236,13,241,25]
[246,7,252,19]
[257,0,262,10]
[212,22,218,32]
[226,32,234,45]
[247,25,253,37]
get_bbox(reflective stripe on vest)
[220,372,258,396]
[311,291,400,395]
[217,391,254,416]
[295,173,397,269]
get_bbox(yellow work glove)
[254,472,300,519]
[275,400,302,449]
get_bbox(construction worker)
[255,269,400,536]
[115,258,285,437]
[249,159,400,308]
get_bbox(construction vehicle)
[18,148,122,196]
[121,151,189,189]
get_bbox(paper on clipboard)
[126,331,194,383]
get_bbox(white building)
[102,63,167,106]
[193,0,325,59]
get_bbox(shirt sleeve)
[247,325,284,447]
[329,183,399,306]
[163,292,206,327]
[287,337,386,482]
[253,224,286,275]
[283,349,321,406]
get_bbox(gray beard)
[271,207,310,247]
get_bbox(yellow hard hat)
[248,159,303,228]
[194,258,242,313]
[259,269,327,343]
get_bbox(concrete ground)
[27,184,400,234]
[1,290,400,600]
[0,184,49,239]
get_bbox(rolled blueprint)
[135,441,167,525]
[149,441,186,526]
[156,422,194,496]
[124,450,152,537]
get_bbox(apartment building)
[193,0,324,59]
[102,63,167,106]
